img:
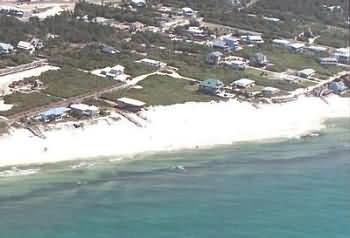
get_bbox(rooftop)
[70,103,99,111]
[200,79,224,88]
[40,107,70,117]
[117,97,146,107]
[232,78,255,87]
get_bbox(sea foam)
[0,95,349,167]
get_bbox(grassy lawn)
[236,45,344,76]
[45,44,156,77]
[0,53,34,69]
[0,67,118,116]
[36,67,116,98]
[0,120,8,134]
[103,75,213,106]
[177,63,309,91]
[0,92,59,116]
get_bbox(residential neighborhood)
[0,1,350,236]
[0,0,349,135]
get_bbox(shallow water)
[0,119,349,238]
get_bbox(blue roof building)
[39,107,71,122]
[199,79,224,95]
[329,81,348,94]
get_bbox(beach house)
[297,68,315,78]
[182,7,195,17]
[137,58,167,68]
[231,78,255,89]
[320,57,338,65]
[101,65,125,78]
[222,35,240,49]
[272,39,290,48]
[199,79,224,95]
[70,104,100,117]
[187,27,206,37]
[17,41,34,52]
[224,60,247,70]
[39,107,71,122]
[241,35,264,44]
[306,45,328,56]
[288,43,305,53]
[212,39,229,50]
[116,97,146,112]
[328,81,348,94]
[333,47,350,63]
[250,53,268,66]
[262,87,280,97]
[130,0,146,7]
[207,51,223,65]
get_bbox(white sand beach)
[0,95,349,167]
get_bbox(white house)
[137,58,167,68]
[224,60,247,70]
[288,42,305,53]
[130,0,146,7]
[272,39,290,48]
[320,57,338,65]
[182,7,195,16]
[306,45,328,54]
[231,78,255,88]
[241,35,264,44]
[333,47,350,63]
[297,68,315,78]
[103,65,125,78]
[187,27,205,37]
[17,41,34,51]
[70,104,99,116]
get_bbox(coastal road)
[3,70,161,124]
[4,82,124,124]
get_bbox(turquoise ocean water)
[0,119,349,238]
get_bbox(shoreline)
[0,94,349,167]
